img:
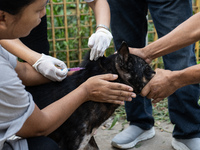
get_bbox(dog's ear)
[117,41,129,62]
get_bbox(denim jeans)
[107,0,200,139]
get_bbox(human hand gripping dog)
[140,68,180,103]
[82,74,136,105]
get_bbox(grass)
[152,98,170,123]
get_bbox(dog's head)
[80,41,155,94]
[115,42,155,94]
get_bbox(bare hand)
[140,68,179,103]
[83,74,136,105]
[129,47,152,64]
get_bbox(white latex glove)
[88,28,113,61]
[32,54,68,82]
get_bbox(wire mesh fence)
[46,0,200,68]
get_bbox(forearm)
[0,39,41,65]
[164,64,200,92]
[87,0,110,28]
[143,12,200,61]
[15,61,50,86]
[141,65,200,102]
[174,64,200,88]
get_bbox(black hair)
[0,0,36,15]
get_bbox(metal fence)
[46,0,200,68]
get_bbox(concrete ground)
[95,118,174,150]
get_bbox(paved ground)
[95,118,174,150]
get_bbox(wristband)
[96,24,110,31]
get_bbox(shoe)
[111,125,155,149]
[172,137,200,150]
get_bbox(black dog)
[26,42,155,150]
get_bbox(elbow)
[16,113,52,138]
[31,123,51,137]
[17,125,50,138]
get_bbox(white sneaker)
[172,137,200,150]
[111,125,155,149]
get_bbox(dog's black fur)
[26,42,155,150]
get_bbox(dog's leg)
[83,136,99,150]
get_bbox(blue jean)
[107,0,200,139]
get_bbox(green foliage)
[108,105,127,130]
[108,114,120,130]
[46,1,96,67]
[152,98,170,123]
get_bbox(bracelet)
[96,24,110,31]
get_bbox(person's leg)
[27,136,61,150]
[108,0,154,131]
[108,0,155,149]
[149,0,200,149]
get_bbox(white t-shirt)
[0,45,35,150]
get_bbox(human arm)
[128,12,200,102]
[87,0,110,28]
[0,39,41,64]
[129,12,200,63]
[16,74,136,137]
[0,39,68,81]
[141,64,200,103]
[15,60,50,86]
[86,0,113,60]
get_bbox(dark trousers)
[27,136,60,150]
[108,0,200,139]
[20,15,49,55]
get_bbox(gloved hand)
[88,28,113,61]
[32,54,68,82]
